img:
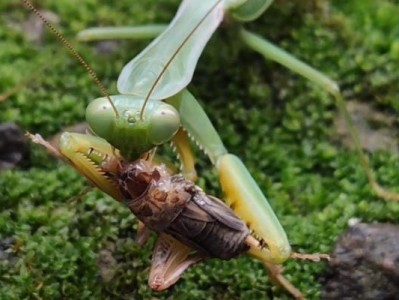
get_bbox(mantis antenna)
[139,0,223,120]
[22,0,119,118]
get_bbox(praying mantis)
[76,0,399,203]
[26,0,325,297]
[3,0,399,298]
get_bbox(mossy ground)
[1,0,399,299]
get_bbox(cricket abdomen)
[118,159,250,260]
[167,191,250,260]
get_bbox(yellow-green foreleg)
[29,132,124,201]
[30,132,205,289]
[166,89,291,264]
[219,154,290,264]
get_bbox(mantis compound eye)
[86,97,116,140]
[148,103,180,145]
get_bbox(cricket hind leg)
[148,233,204,291]
[27,135,204,289]
[148,131,203,290]
[240,28,399,202]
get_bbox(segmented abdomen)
[118,159,250,260]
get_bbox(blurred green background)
[1,0,399,299]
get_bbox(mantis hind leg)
[264,262,303,300]
[240,28,399,202]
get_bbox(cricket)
[1,0,398,299]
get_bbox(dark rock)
[321,223,399,300]
[0,237,17,266]
[0,123,29,171]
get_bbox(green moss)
[1,1,399,299]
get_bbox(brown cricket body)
[117,159,250,260]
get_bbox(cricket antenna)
[23,0,119,117]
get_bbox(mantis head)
[86,95,180,160]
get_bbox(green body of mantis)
[81,0,292,264]
[82,0,295,262]
[24,0,399,298]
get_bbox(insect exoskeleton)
[116,158,252,260]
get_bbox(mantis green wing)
[117,0,226,99]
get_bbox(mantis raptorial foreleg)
[166,90,291,264]
[28,130,304,298]
[165,90,329,298]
